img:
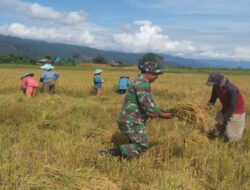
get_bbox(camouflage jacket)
[118,74,163,124]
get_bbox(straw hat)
[21,73,34,79]
[40,63,55,70]
[94,69,104,74]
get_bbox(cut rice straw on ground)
[28,167,119,190]
[165,102,209,133]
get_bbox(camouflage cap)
[138,61,164,75]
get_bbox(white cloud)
[192,46,250,61]
[0,23,62,41]
[197,49,228,60]
[233,47,250,60]
[0,23,96,46]
[29,3,61,20]
[113,20,196,56]
[0,0,88,26]
[62,11,87,25]
[78,31,95,45]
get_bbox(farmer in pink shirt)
[21,73,39,98]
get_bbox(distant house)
[110,61,122,67]
[162,65,169,70]
[36,58,52,65]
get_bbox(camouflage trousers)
[118,122,149,157]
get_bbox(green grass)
[1,63,250,75]
[167,66,250,75]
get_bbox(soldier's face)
[144,73,158,83]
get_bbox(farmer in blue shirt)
[40,63,60,94]
[94,69,104,96]
[117,76,130,94]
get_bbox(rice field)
[0,64,249,190]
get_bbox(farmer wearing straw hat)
[206,72,245,142]
[98,61,174,157]
[93,69,104,96]
[21,73,38,98]
[40,63,60,94]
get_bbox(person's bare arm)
[159,112,174,119]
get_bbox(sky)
[0,0,250,61]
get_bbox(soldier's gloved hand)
[160,112,174,119]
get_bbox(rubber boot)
[98,148,122,157]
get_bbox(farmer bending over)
[117,76,130,94]
[98,61,174,157]
[206,72,245,142]
[21,73,38,98]
[40,63,60,94]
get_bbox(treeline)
[0,53,81,66]
[0,52,130,66]
[0,53,36,65]
[0,52,166,67]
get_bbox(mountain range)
[0,34,249,68]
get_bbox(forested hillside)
[0,35,142,64]
[1,34,250,68]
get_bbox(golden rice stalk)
[29,167,119,190]
[165,102,209,132]
[89,128,113,144]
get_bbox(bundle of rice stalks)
[165,102,209,132]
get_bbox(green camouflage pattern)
[117,73,162,157]
[138,61,163,74]
[118,122,149,157]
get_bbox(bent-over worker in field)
[206,72,245,142]
[117,76,130,94]
[98,61,174,157]
[93,69,104,96]
[40,63,60,94]
[21,73,38,98]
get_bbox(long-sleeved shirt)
[40,70,60,83]
[118,73,163,125]
[208,79,245,121]
[22,76,38,89]
[117,77,130,91]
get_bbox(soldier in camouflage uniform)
[98,61,174,157]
